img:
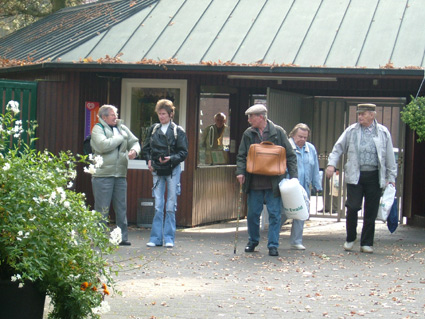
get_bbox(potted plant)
[401,96,425,142]
[0,101,121,318]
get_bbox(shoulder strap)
[152,122,180,140]
[96,122,106,135]
[151,123,161,136]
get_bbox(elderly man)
[236,104,298,256]
[326,104,396,253]
[285,123,322,250]
[91,104,140,246]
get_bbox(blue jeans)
[91,177,129,242]
[247,189,281,248]
[149,165,181,245]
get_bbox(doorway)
[266,90,405,220]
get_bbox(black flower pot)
[0,279,46,319]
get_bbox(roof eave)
[0,62,423,79]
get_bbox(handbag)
[246,141,286,176]
[377,184,396,221]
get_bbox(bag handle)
[260,141,275,146]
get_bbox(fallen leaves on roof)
[0,55,423,70]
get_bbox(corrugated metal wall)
[192,166,245,226]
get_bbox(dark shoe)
[244,242,258,252]
[318,209,329,213]
[332,210,337,214]
[119,241,131,246]
[269,247,279,256]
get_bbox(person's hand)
[148,160,153,172]
[236,174,245,185]
[128,149,137,160]
[159,156,170,164]
[325,166,335,179]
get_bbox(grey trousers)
[91,177,129,242]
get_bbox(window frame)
[120,78,187,170]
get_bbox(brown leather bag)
[246,141,287,176]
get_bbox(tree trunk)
[52,0,67,13]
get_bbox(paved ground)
[93,218,425,319]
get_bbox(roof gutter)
[0,62,424,79]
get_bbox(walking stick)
[234,183,243,254]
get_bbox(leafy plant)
[0,101,120,318]
[401,96,425,142]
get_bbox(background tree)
[0,0,95,36]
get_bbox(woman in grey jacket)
[91,104,140,246]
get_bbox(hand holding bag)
[246,141,286,176]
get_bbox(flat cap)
[356,103,376,113]
[245,104,267,115]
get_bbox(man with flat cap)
[326,103,396,253]
[236,104,298,256]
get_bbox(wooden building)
[1,0,425,227]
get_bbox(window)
[198,93,231,166]
[121,79,187,169]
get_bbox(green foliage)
[401,96,425,143]
[0,101,118,318]
[0,0,90,35]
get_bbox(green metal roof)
[1,0,425,69]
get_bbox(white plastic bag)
[279,178,309,220]
[377,184,396,221]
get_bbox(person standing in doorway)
[142,99,188,248]
[236,104,298,257]
[285,123,322,250]
[200,112,230,164]
[91,104,140,246]
[326,104,396,253]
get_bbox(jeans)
[247,189,281,248]
[149,165,181,245]
[345,170,382,246]
[91,177,129,242]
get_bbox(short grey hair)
[98,104,118,119]
[289,123,311,138]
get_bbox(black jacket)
[142,122,188,171]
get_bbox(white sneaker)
[165,243,174,248]
[360,246,373,253]
[291,244,306,250]
[343,241,355,251]
[146,242,156,247]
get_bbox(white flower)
[67,181,73,188]
[17,231,23,236]
[11,274,21,282]
[93,155,104,168]
[109,227,122,245]
[64,201,70,208]
[2,163,10,171]
[84,164,96,175]
[18,283,24,288]
[6,100,20,114]
[92,300,111,314]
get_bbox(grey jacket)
[236,120,298,197]
[90,118,140,178]
[327,120,397,188]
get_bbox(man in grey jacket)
[236,104,298,256]
[326,103,396,253]
[90,104,141,246]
